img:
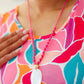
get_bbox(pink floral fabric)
[0,0,84,84]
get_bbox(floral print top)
[0,0,84,84]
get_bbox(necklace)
[26,0,68,84]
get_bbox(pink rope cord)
[26,0,36,64]
[26,0,68,65]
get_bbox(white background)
[0,0,25,14]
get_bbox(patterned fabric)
[0,0,84,84]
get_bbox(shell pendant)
[31,69,42,84]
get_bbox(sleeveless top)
[0,0,84,84]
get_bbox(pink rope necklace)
[26,0,68,84]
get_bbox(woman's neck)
[19,0,76,17]
[18,0,77,35]
[30,0,67,12]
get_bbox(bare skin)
[17,0,77,36]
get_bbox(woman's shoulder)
[73,0,84,41]
[0,6,18,26]
[0,6,19,37]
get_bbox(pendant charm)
[31,69,42,84]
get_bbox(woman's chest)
[18,31,66,65]
[1,26,84,84]
[1,38,84,84]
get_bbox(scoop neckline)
[14,0,79,40]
